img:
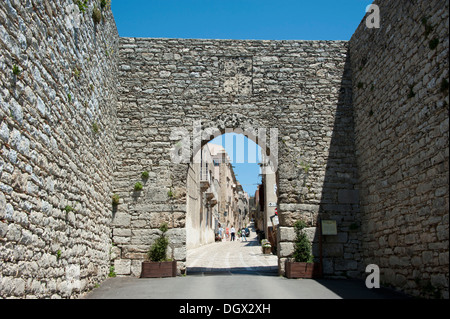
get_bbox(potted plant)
[285,220,322,279]
[140,223,177,278]
[261,239,272,254]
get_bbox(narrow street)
[186,223,278,275]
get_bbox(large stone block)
[114,259,131,276]
[112,212,131,227]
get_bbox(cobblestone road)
[186,224,278,275]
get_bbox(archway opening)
[185,132,278,275]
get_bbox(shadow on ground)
[187,266,279,276]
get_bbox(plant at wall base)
[148,223,170,262]
[108,266,116,277]
[261,239,272,254]
[285,220,321,279]
[141,222,176,278]
[292,220,313,263]
[134,182,143,191]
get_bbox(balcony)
[200,170,210,191]
[205,177,219,206]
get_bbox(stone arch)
[180,112,281,259]
[194,112,278,174]
[111,38,360,279]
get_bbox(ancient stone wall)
[1,0,447,300]
[0,0,119,298]
[349,0,449,298]
[112,37,361,278]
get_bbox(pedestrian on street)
[219,225,224,241]
[231,226,236,241]
[225,227,230,241]
[241,228,247,242]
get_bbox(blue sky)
[111,0,369,40]
[208,133,262,196]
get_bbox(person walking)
[230,226,236,241]
[219,225,224,242]
[241,227,247,242]
[225,226,230,241]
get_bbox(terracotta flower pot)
[140,260,177,278]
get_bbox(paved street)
[186,224,278,275]
[84,225,410,299]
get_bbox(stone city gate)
[111,37,361,277]
[1,0,447,299]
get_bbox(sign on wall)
[321,220,337,235]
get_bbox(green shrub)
[108,266,116,277]
[75,0,88,13]
[293,220,313,263]
[92,6,102,24]
[429,37,439,50]
[134,182,143,191]
[141,171,149,179]
[112,194,120,205]
[100,0,111,9]
[148,223,170,262]
[12,65,21,76]
[92,121,99,133]
[64,205,74,213]
[261,239,271,248]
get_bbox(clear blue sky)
[209,133,262,196]
[111,0,369,40]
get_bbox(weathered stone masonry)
[0,0,448,299]
[112,37,360,279]
[350,0,449,298]
[0,0,119,298]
